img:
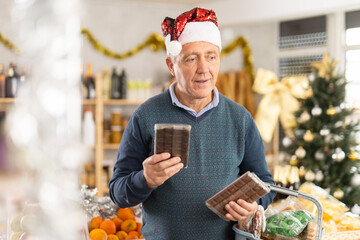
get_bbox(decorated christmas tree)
[283,53,360,210]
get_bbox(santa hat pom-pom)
[168,40,182,56]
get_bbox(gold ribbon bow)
[253,68,309,142]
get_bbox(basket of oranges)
[88,208,144,240]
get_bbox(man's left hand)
[224,199,258,221]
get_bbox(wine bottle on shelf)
[0,64,5,98]
[120,69,127,99]
[82,109,96,145]
[5,63,19,98]
[85,63,95,99]
[111,67,120,99]
[102,66,111,100]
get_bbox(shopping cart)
[233,184,325,240]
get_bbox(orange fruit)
[136,222,142,234]
[111,217,123,231]
[121,219,137,233]
[100,220,116,235]
[117,208,135,221]
[127,231,139,237]
[107,235,119,240]
[138,235,144,239]
[115,231,127,240]
[89,228,108,240]
[89,217,103,231]
[126,235,138,240]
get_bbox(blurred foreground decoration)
[253,68,309,142]
[1,0,89,239]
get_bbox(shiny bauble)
[311,105,322,116]
[299,111,311,123]
[308,73,315,82]
[10,215,23,232]
[320,128,330,136]
[326,106,336,116]
[20,214,37,232]
[305,170,315,182]
[299,166,306,177]
[332,148,345,162]
[295,146,306,159]
[351,173,360,187]
[303,130,315,142]
[282,137,292,148]
[315,171,324,182]
[333,188,344,200]
[349,151,359,161]
[315,150,325,161]
[289,155,298,166]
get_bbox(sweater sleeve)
[109,112,154,208]
[239,113,276,209]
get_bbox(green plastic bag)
[264,210,313,237]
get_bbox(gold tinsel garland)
[0,32,20,54]
[80,28,166,59]
[220,37,254,83]
[1,28,254,81]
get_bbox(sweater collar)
[168,82,219,117]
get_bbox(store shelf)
[0,97,16,103]
[104,143,120,150]
[103,99,143,105]
[82,99,96,105]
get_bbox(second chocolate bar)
[205,171,270,221]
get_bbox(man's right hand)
[143,152,184,188]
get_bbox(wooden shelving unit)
[89,76,143,196]
[0,98,16,103]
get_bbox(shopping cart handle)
[265,184,325,240]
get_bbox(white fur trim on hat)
[164,21,222,57]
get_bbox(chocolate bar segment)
[205,171,270,221]
[154,124,191,168]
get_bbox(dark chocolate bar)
[205,171,270,221]
[154,124,191,168]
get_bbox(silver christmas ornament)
[315,149,325,161]
[332,147,346,162]
[351,173,360,187]
[295,146,306,159]
[311,105,322,116]
[282,137,292,148]
[315,171,324,182]
[320,128,330,136]
[308,73,315,82]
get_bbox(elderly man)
[109,7,275,239]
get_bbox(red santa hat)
[161,7,222,57]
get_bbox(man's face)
[166,41,220,100]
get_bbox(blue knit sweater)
[109,90,275,240]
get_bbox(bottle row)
[81,63,153,101]
[0,63,28,98]
[82,108,130,146]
